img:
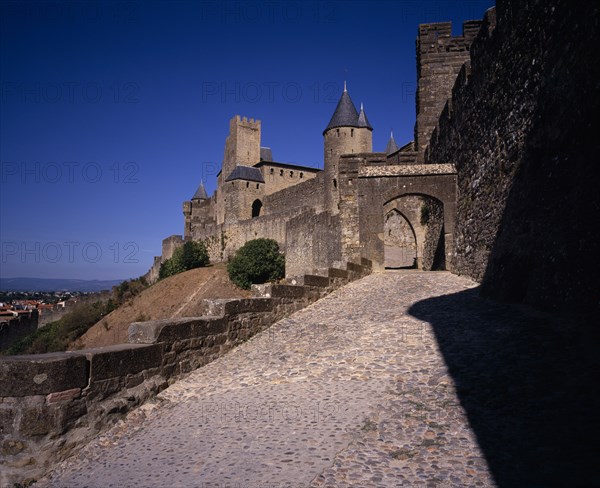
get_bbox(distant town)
[0,290,109,352]
[0,289,85,315]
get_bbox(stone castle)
[3,2,597,484]
[150,0,595,316]
[148,18,485,283]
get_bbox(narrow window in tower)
[351,129,354,137]
[300,172,303,178]
[333,179,337,188]
[280,169,284,176]
[336,129,339,137]
[290,171,293,177]
[251,199,262,218]
[270,168,274,174]
[246,182,249,188]
[256,184,259,189]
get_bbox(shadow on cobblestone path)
[408,288,599,487]
[35,272,598,488]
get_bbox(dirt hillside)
[73,264,249,349]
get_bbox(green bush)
[227,238,285,289]
[159,240,209,280]
[115,276,148,302]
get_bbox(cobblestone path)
[40,270,586,488]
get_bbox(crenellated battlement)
[231,114,261,130]
[414,19,483,162]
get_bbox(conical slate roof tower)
[323,83,374,214]
[192,180,208,200]
[385,130,399,155]
[357,103,373,130]
[324,83,358,132]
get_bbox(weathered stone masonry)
[0,261,371,486]
[425,1,599,314]
[4,1,596,483]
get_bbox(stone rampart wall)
[425,1,598,314]
[0,311,38,352]
[0,261,371,486]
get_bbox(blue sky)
[0,0,492,280]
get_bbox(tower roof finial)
[357,102,372,130]
[324,85,359,133]
[385,129,399,155]
[192,179,209,200]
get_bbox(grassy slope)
[73,263,249,349]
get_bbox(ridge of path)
[41,270,589,487]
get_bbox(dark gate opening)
[251,199,263,218]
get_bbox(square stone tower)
[222,115,261,179]
[414,21,481,162]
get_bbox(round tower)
[323,82,373,213]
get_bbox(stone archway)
[383,194,445,270]
[384,209,417,268]
[344,163,457,272]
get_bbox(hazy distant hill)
[0,277,126,292]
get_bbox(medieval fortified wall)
[150,0,596,317]
[2,0,597,484]
[424,0,598,315]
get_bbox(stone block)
[0,353,88,397]
[85,344,163,381]
[19,406,53,436]
[46,388,81,405]
[130,317,227,344]
[125,373,144,389]
[252,283,305,298]
[191,318,227,337]
[221,298,274,315]
[0,406,15,435]
[1,439,26,456]
[87,377,123,402]
[299,275,331,287]
[53,398,87,434]
[328,268,349,279]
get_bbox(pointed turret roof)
[385,130,399,155]
[192,180,208,200]
[357,102,373,130]
[324,82,360,134]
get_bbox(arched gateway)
[346,162,457,272]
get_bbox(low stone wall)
[0,311,39,352]
[0,261,371,487]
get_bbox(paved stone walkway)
[38,271,551,487]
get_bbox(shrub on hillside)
[114,276,148,302]
[227,238,285,289]
[159,240,209,280]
